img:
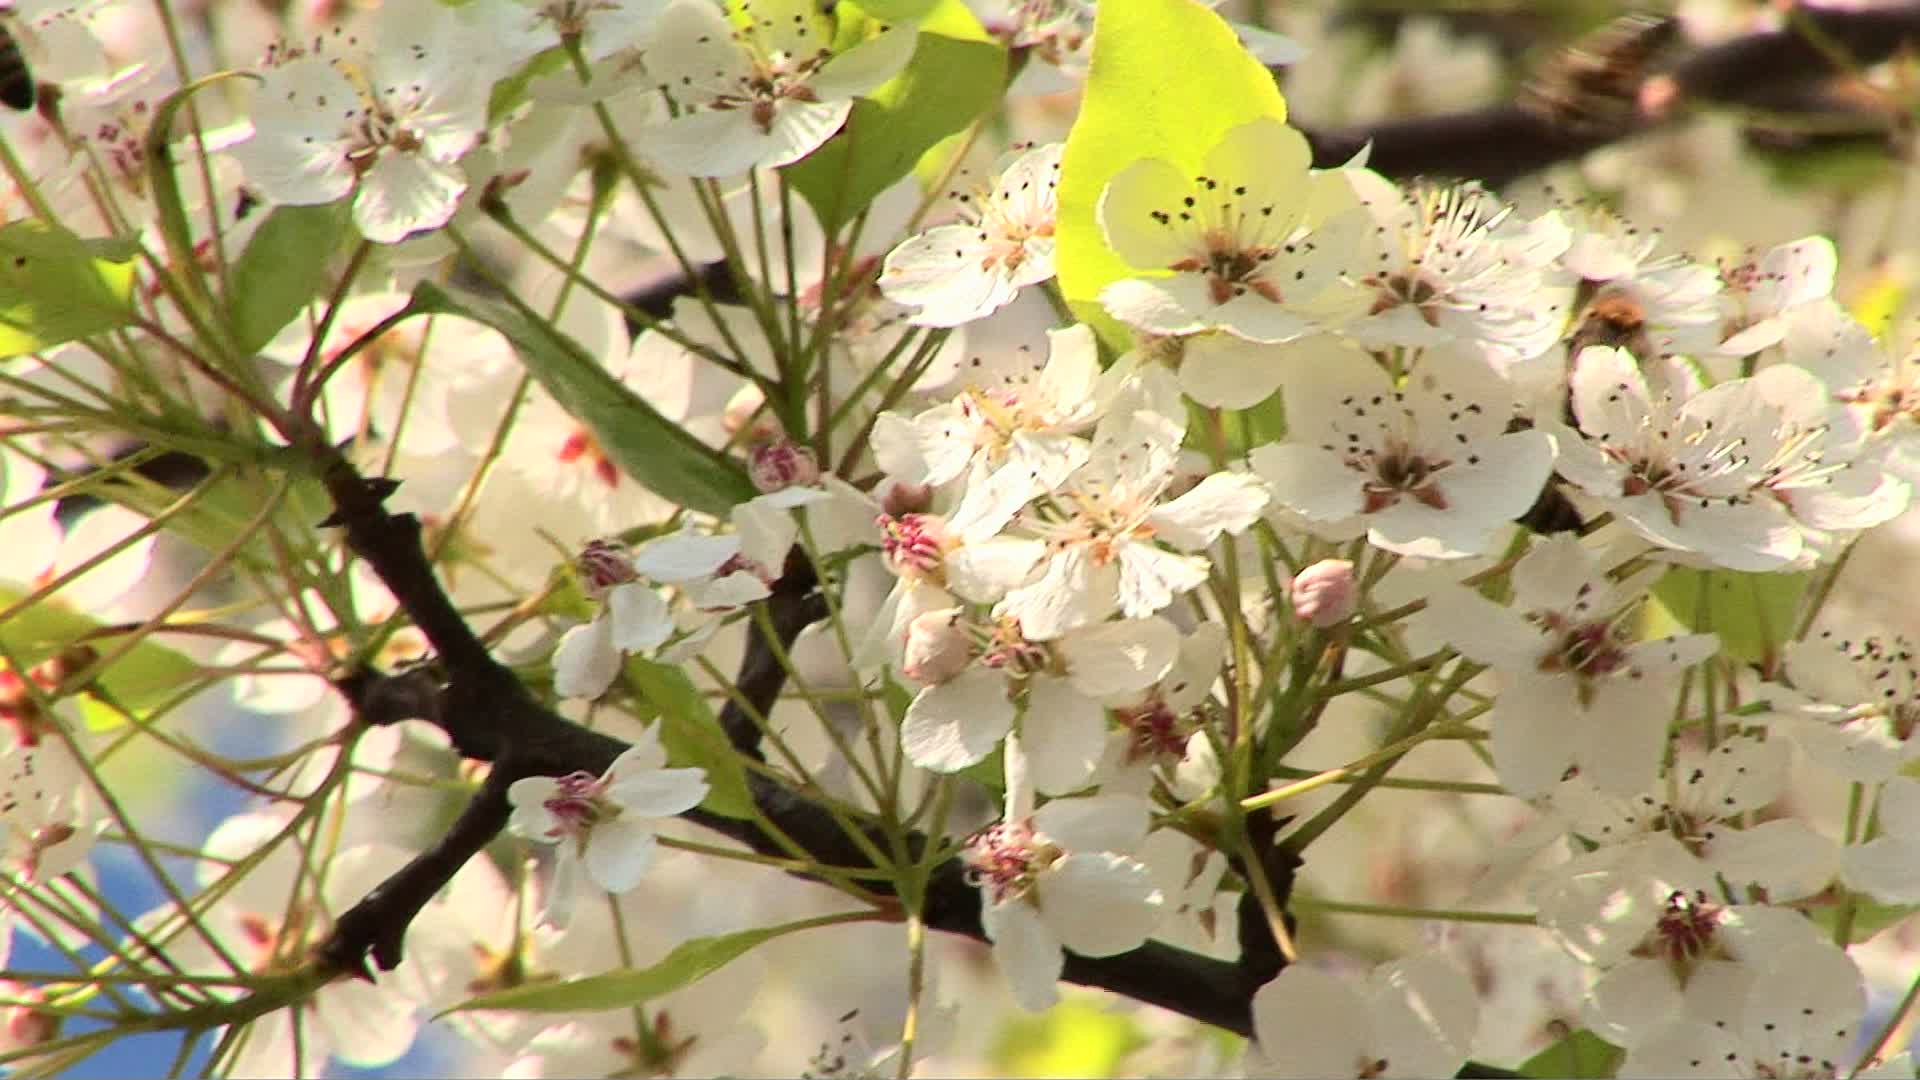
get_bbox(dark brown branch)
[1298,2,1920,183]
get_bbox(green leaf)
[227,204,352,355]
[785,0,1006,237]
[409,281,755,518]
[1647,567,1809,666]
[1055,0,1286,350]
[449,915,844,1013]
[0,590,201,730]
[625,658,754,820]
[78,466,331,573]
[145,72,255,319]
[1518,1028,1623,1079]
[487,47,570,126]
[0,221,139,358]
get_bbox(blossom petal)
[584,819,659,894]
[1033,794,1151,855]
[605,767,710,817]
[901,667,1013,772]
[1022,676,1108,795]
[1037,852,1163,957]
[982,900,1063,1012]
[1251,967,1373,1077]
[1057,617,1179,695]
[553,617,621,700]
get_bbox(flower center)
[1630,889,1727,986]
[542,770,615,839]
[1361,441,1452,512]
[963,818,1060,905]
[578,539,639,599]
[1118,696,1190,764]
[877,514,949,578]
[979,619,1048,677]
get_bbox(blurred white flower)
[643,0,916,177]
[1246,955,1479,1078]
[1774,622,1920,782]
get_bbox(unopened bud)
[748,440,820,493]
[902,608,972,686]
[33,645,99,693]
[880,481,934,518]
[576,539,638,600]
[1290,559,1356,628]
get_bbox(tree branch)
[1298,3,1920,183]
[307,463,1270,1039]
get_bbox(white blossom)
[1773,623,1920,782]
[901,614,1178,794]
[1424,534,1717,795]
[879,143,1062,327]
[1552,346,1906,570]
[1246,956,1479,1078]
[963,737,1163,1011]
[230,4,492,243]
[992,406,1269,639]
[1534,836,1830,1048]
[644,0,916,177]
[1619,941,1900,1078]
[1250,346,1555,559]
[1544,733,1838,901]
[1098,118,1365,353]
[1714,236,1838,358]
[507,727,709,928]
[1341,175,1573,362]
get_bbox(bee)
[1521,14,1678,138]
[1,22,32,112]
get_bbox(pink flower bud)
[902,608,972,686]
[748,440,821,493]
[1290,559,1356,628]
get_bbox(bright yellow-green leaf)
[991,997,1149,1078]
[1646,566,1809,666]
[0,221,139,358]
[785,0,1006,237]
[1055,0,1286,349]
[1848,266,1910,338]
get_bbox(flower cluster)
[9,0,1920,1077]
